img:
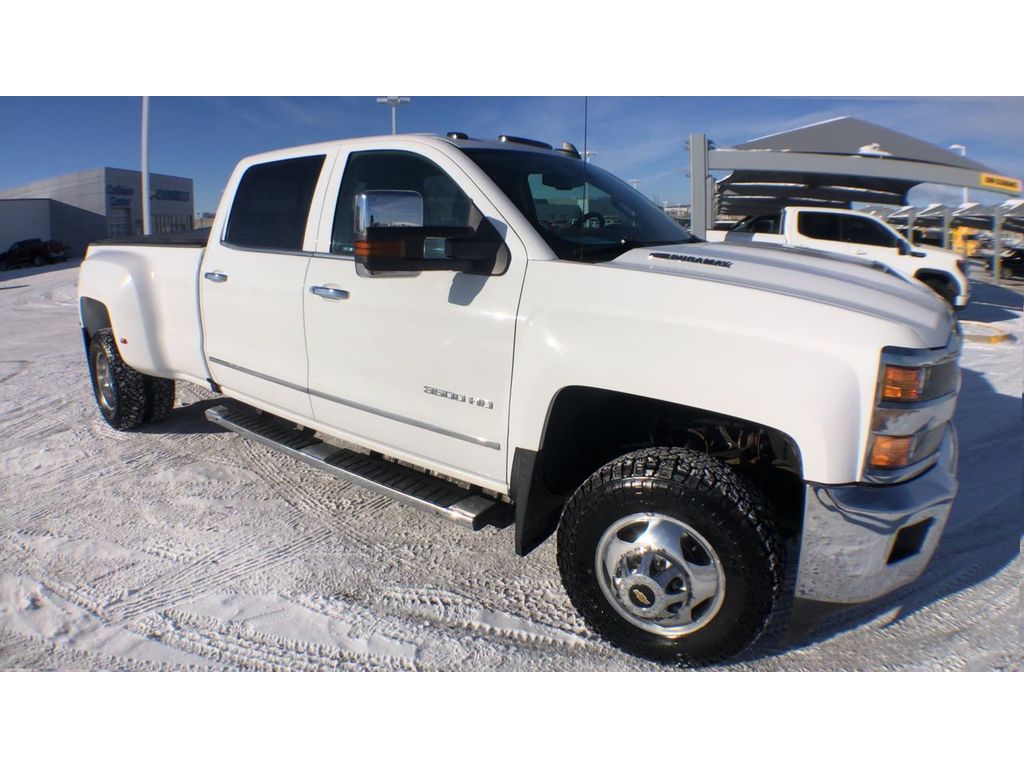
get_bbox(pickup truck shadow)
[139,397,235,435]
[958,280,1023,323]
[739,363,1022,666]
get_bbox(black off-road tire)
[88,329,147,430]
[144,377,176,424]
[88,328,177,428]
[557,447,783,666]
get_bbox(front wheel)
[557,448,783,666]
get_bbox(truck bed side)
[78,241,211,387]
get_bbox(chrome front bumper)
[795,426,958,604]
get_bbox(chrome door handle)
[854,250,868,256]
[204,271,228,283]
[310,285,349,300]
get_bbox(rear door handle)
[204,271,228,283]
[310,285,349,300]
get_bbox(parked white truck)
[705,206,970,308]
[77,133,961,665]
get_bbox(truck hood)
[604,241,954,348]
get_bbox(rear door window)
[735,215,780,234]
[796,212,842,241]
[225,155,326,251]
[840,215,898,248]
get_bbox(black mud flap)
[511,448,565,556]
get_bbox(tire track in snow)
[230,434,611,661]
[375,585,595,651]
[109,530,335,621]
[135,608,418,671]
[0,360,28,384]
[234,436,399,558]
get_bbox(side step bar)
[205,404,511,530]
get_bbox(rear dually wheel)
[87,328,175,430]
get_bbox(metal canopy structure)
[999,199,1024,233]
[866,200,1024,237]
[850,200,1024,278]
[688,116,1023,238]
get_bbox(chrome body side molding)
[207,356,500,450]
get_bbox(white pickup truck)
[77,133,961,665]
[705,206,970,308]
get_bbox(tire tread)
[557,447,784,666]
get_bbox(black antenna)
[583,96,589,166]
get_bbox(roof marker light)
[556,142,581,159]
[498,135,553,150]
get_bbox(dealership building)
[0,168,194,256]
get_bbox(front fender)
[506,260,923,486]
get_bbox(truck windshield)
[463,148,693,261]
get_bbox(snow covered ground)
[0,260,1019,671]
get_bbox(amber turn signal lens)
[869,435,915,469]
[355,240,405,258]
[882,365,925,401]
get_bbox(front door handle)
[310,285,349,300]
[204,271,228,283]
[853,249,868,256]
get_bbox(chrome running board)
[206,404,510,530]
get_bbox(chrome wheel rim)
[595,512,726,638]
[95,352,116,411]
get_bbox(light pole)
[141,96,151,235]
[628,179,640,190]
[949,144,968,206]
[377,97,410,135]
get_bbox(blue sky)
[1,96,1021,214]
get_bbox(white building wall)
[0,167,194,243]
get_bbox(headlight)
[868,434,915,468]
[865,335,961,482]
[880,365,925,401]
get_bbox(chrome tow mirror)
[355,190,424,233]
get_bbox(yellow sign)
[979,173,1022,194]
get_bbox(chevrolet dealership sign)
[980,173,1022,195]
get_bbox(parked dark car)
[0,238,71,270]
[1000,246,1024,278]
